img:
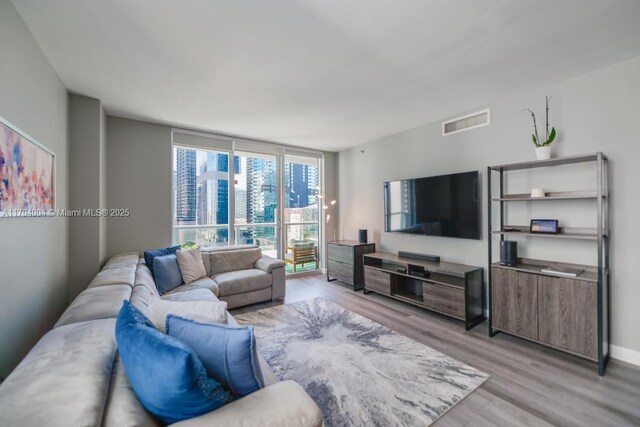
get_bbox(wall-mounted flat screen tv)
[383,171,480,239]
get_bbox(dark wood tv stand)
[363,252,484,330]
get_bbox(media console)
[363,252,484,330]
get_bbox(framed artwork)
[0,116,55,217]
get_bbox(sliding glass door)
[172,138,322,275]
[284,155,320,274]
[233,152,278,258]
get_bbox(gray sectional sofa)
[0,246,323,427]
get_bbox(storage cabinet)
[538,275,597,359]
[363,267,391,295]
[422,281,465,320]
[488,153,610,375]
[491,268,538,340]
[327,241,375,290]
[491,264,598,361]
[363,252,484,330]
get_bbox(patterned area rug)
[235,298,489,426]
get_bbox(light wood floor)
[231,274,640,427]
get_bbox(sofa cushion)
[162,288,220,303]
[213,269,272,297]
[163,276,220,297]
[255,256,286,273]
[88,264,137,288]
[208,246,262,275]
[0,319,118,427]
[150,300,228,333]
[104,252,140,269]
[176,247,207,284]
[143,246,180,279]
[201,252,211,277]
[102,357,160,427]
[130,283,157,319]
[154,254,184,295]
[135,263,160,295]
[55,284,132,328]
[219,288,272,310]
[167,316,263,397]
[116,301,233,424]
[167,381,323,427]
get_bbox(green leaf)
[531,133,538,147]
[546,127,556,145]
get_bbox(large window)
[172,136,322,275]
[172,146,232,247]
[234,152,278,257]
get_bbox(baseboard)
[611,345,640,367]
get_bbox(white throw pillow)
[176,247,207,285]
[149,299,228,333]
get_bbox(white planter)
[535,146,551,160]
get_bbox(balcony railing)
[172,221,320,274]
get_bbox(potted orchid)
[523,96,556,160]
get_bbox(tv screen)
[383,171,480,239]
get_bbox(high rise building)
[285,162,319,209]
[196,152,230,226]
[217,154,241,174]
[246,157,277,224]
[176,147,196,224]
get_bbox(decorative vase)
[535,146,551,160]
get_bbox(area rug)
[235,298,489,426]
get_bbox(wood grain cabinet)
[491,268,538,340]
[363,252,484,330]
[491,264,599,361]
[327,241,375,290]
[538,276,598,359]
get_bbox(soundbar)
[397,251,440,263]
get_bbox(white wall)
[0,2,69,378]
[338,55,640,358]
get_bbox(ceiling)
[13,0,640,152]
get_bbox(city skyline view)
[172,146,320,253]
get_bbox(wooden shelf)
[489,152,606,172]
[492,190,598,202]
[491,258,599,283]
[492,226,599,240]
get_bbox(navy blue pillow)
[144,246,180,279]
[167,315,264,397]
[153,254,183,295]
[115,301,233,424]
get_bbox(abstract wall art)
[0,116,55,217]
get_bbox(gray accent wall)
[68,94,107,301]
[107,116,173,256]
[0,2,69,378]
[338,55,640,357]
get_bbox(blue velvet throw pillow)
[153,254,183,295]
[167,316,264,397]
[115,301,233,424]
[144,246,180,279]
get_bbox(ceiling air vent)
[442,108,490,136]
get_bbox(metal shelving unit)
[487,152,610,375]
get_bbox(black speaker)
[500,240,518,266]
[358,229,368,243]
